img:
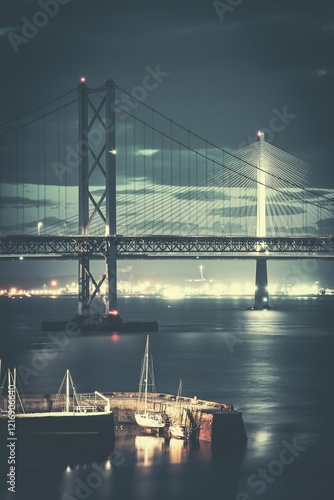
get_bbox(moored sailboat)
[134,335,165,431]
[169,379,191,440]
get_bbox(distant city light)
[0,278,331,299]
[109,309,119,316]
[162,287,185,300]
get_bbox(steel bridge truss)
[1,236,334,260]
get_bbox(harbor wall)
[0,392,246,445]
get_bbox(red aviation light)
[80,76,86,83]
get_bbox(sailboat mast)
[144,335,149,412]
[66,369,70,412]
[179,379,183,424]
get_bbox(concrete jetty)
[1,391,247,447]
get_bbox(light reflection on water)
[0,296,333,500]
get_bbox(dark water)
[0,296,333,499]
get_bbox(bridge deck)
[0,235,333,260]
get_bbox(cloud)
[0,216,73,234]
[174,189,232,201]
[210,204,305,218]
[0,195,56,209]
[136,149,160,156]
[317,69,329,77]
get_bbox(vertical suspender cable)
[0,134,2,232]
[16,124,19,232]
[152,109,155,231]
[133,107,136,235]
[22,127,25,233]
[64,105,68,226]
[57,98,61,230]
[170,121,173,234]
[37,112,40,224]
[228,156,231,236]
[43,116,46,232]
[196,152,198,233]
[143,123,146,233]
[125,112,128,234]
[178,142,181,234]
[205,141,208,234]
[161,132,164,234]
[188,131,190,233]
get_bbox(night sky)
[1,0,334,286]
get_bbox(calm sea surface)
[0,296,333,500]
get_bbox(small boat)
[169,379,191,440]
[0,366,115,439]
[134,335,165,431]
[169,424,190,440]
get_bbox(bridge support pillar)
[106,240,117,311]
[77,79,117,316]
[254,258,270,310]
[251,131,271,310]
[78,256,90,315]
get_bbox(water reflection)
[168,437,191,464]
[135,436,166,467]
[134,433,208,466]
[0,426,245,500]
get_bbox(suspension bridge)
[0,79,333,319]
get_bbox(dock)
[1,391,247,447]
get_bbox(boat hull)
[134,413,165,429]
[169,425,190,440]
[0,411,115,439]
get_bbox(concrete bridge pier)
[253,257,270,310]
[251,131,271,310]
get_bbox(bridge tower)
[254,131,270,309]
[78,79,117,315]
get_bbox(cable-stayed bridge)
[0,79,333,314]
